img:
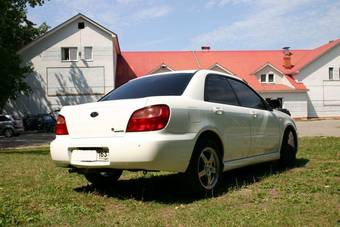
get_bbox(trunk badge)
[90,112,99,118]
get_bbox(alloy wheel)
[197,147,220,190]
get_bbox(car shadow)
[74,158,309,204]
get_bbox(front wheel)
[3,128,14,138]
[184,138,222,195]
[84,169,123,187]
[279,129,297,167]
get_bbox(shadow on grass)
[0,149,49,155]
[74,158,309,204]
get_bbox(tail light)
[126,105,170,132]
[55,115,69,135]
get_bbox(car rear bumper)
[50,132,196,172]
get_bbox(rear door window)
[0,116,10,122]
[227,78,266,110]
[204,74,239,106]
[101,73,194,101]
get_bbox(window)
[0,116,10,122]
[61,47,77,61]
[228,78,266,110]
[84,47,93,61]
[260,73,275,83]
[268,74,274,83]
[100,73,194,101]
[329,67,334,80]
[78,22,85,29]
[204,74,239,106]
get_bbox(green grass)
[0,137,339,226]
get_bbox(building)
[5,14,340,119]
[6,14,120,115]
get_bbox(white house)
[5,14,340,119]
[6,14,120,115]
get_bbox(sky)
[27,0,340,51]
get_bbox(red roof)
[116,39,340,92]
[288,39,340,74]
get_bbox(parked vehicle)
[0,115,24,137]
[23,114,56,132]
[50,70,298,194]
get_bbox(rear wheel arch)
[184,130,224,194]
[194,130,224,160]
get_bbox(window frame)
[61,47,78,62]
[227,77,270,111]
[84,46,93,61]
[260,73,275,83]
[204,74,240,106]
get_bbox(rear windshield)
[100,73,194,101]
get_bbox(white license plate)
[96,150,109,162]
[72,149,96,162]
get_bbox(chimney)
[282,47,293,69]
[201,46,210,51]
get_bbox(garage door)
[47,66,105,96]
[323,80,340,106]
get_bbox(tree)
[0,0,48,112]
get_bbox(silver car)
[0,115,24,137]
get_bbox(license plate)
[96,150,109,162]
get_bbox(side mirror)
[277,108,291,116]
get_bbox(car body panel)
[249,108,281,155]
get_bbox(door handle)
[213,107,224,115]
[250,110,257,118]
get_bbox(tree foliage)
[0,0,48,112]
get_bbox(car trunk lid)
[61,99,148,138]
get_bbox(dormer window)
[260,73,275,83]
[268,74,274,83]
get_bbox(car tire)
[279,128,297,167]
[84,170,123,187]
[184,137,222,196]
[3,128,14,138]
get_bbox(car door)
[0,116,9,132]
[227,78,281,156]
[204,74,252,161]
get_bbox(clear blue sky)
[27,0,340,51]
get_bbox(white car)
[50,70,298,194]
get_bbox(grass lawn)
[0,137,339,226]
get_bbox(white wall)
[5,18,116,116]
[296,44,340,117]
[260,92,308,118]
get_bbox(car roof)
[129,69,244,82]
